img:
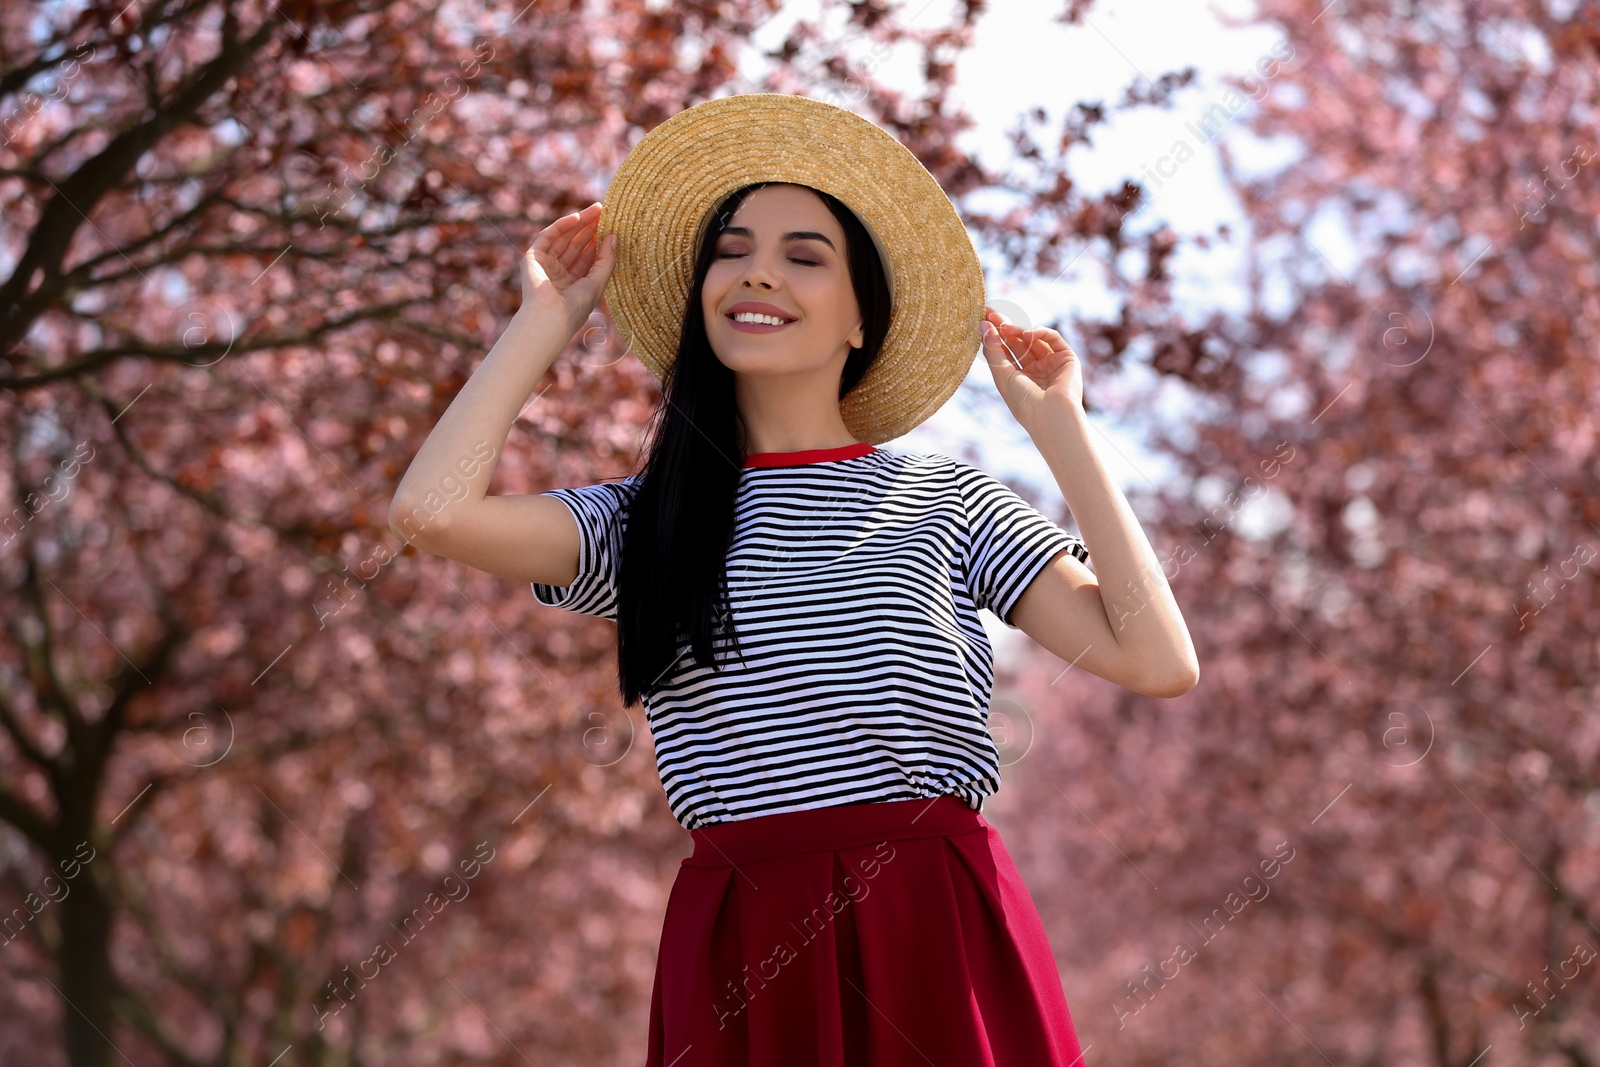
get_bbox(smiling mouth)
[726,313,797,332]
[727,313,796,324]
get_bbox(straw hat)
[595,93,986,446]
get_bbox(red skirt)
[644,795,1087,1066]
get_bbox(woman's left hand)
[979,305,1084,430]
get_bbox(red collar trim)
[742,441,877,469]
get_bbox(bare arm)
[1009,406,1198,697]
[387,203,619,585]
[981,305,1200,698]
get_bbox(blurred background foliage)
[1,0,1596,1064]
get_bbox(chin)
[713,341,806,373]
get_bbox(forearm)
[388,303,573,539]
[1030,401,1198,689]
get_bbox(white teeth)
[732,312,791,325]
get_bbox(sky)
[722,0,1306,487]
[728,0,1307,652]
[939,0,1301,460]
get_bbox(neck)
[731,366,857,455]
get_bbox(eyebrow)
[718,226,836,251]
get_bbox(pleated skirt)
[644,795,1087,1066]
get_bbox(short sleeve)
[952,460,1091,628]
[530,475,642,621]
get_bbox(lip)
[725,301,798,333]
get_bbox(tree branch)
[5,298,434,390]
[0,783,57,853]
[0,13,285,352]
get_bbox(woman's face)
[701,183,863,382]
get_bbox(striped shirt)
[531,442,1091,830]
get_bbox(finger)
[545,208,593,260]
[573,224,616,286]
[1036,333,1066,359]
[998,329,1029,363]
[572,243,599,284]
[569,207,604,261]
[981,321,1020,369]
[530,216,573,254]
[541,218,580,262]
[997,323,1029,350]
[557,224,600,279]
[546,206,589,240]
[592,233,619,288]
[571,202,601,243]
[568,223,602,276]
[991,339,1021,367]
[1007,329,1048,361]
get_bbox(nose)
[737,252,780,290]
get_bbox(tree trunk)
[57,854,116,1067]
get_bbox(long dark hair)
[614,182,892,707]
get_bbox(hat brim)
[596,93,986,446]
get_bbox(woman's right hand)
[524,202,618,337]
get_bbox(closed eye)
[716,252,820,267]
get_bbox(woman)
[390,94,1198,1066]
